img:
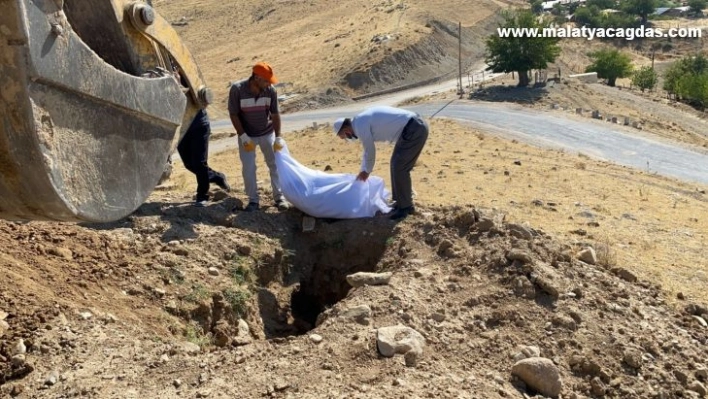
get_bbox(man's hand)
[240,134,256,152]
[273,137,285,152]
[356,171,370,181]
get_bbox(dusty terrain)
[154,0,526,117]
[2,119,708,398]
[2,1,708,399]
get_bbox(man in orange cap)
[228,62,290,212]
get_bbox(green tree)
[587,0,617,9]
[574,6,601,27]
[621,0,658,25]
[688,0,707,16]
[485,10,561,87]
[530,0,544,14]
[663,54,708,108]
[585,48,634,86]
[631,66,658,91]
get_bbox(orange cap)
[252,62,278,84]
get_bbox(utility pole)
[651,48,655,69]
[458,21,463,95]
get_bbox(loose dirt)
[2,1,708,398]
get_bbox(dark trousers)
[391,115,429,209]
[177,109,226,201]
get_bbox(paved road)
[207,70,708,187]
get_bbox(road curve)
[410,101,708,186]
[208,62,708,189]
[210,99,708,187]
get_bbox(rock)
[430,312,446,323]
[11,355,26,367]
[512,276,536,299]
[376,325,426,367]
[613,267,638,283]
[437,240,455,256]
[208,267,220,276]
[475,217,496,232]
[508,224,533,240]
[340,305,372,325]
[675,370,689,385]
[623,348,643,369]
[10,384,24,397]
[512,345,541,362]
[45,370,60,386]
[577,247,597,265]
[551,314,578,331]
[346,272,392,288]
[688,381,706,396]
[692,316,707,328]
[180,341,201,355]
[12,339,26,355]
[212,321,231,348]
[233,319,252,346]
[531,274,560,298]
[511,357,562,398]
[0,320,8,338]
[506,249,532,264]
[309,334,323,344]
[274,380,291,391]
[590,376,606,397]
[173,379,182,388]
[48,246,73,260]
[696,368,708,381]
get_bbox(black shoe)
[244,202,259,212]
[275,199,290,211]
[214,176,231,192]
[389,206,415,220]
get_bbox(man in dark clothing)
[177,108,230,207]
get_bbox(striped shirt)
[227,78,279,137]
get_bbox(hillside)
[2,120,707,398]
[154,0,526,115]
[2,1,708,398]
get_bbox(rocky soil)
[1,199,707,398]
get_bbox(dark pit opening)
[290,285,324,329]
[259,219,395,338]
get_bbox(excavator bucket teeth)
[0,0,197,222]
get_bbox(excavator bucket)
[0,0,211,222]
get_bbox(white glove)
[240,134,255,152]
[273,137,285,152]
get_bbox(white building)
[541,0,586,11]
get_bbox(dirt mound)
[1,199,707,398]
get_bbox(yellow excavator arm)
[0,0,212,222]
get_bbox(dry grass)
[169,118,708,305]
[152,0,528,118]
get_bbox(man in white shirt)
[333,105,429,220]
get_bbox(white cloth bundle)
[275,143,392,218]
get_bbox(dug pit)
[259,217,397,338]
